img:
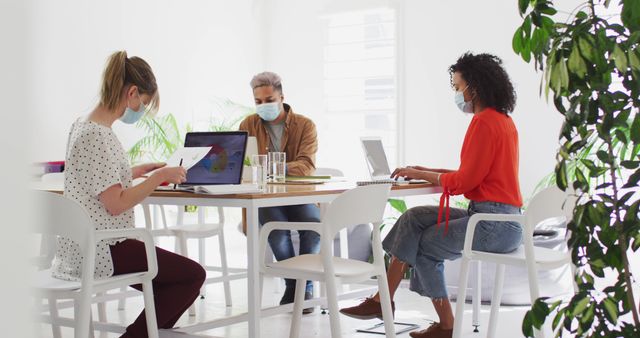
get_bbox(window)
[317,7,398,178]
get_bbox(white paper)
[148,147,211,176]
[166,147,211,169]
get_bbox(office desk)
[35,181,442,338]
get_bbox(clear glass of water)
[268,152,286,183]
[251,154,268,191]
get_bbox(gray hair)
[250,71,283,93]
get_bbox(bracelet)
[436,173,442,185]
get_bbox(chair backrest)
[322,185,391,242]
[314,167,344,177]
[33,191,95,260]
[524,186,577,237]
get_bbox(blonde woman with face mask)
[53,51,206,338]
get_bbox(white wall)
[263,0,565,198]
[1,1,34,337]
[29,0,266,162]
[30,0,567,199]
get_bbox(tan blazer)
[239,103,318,232]
[239,103,317,176]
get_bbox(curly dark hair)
[448,52,516,114]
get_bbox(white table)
[36,181,442,338]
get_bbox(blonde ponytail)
[100,51,127,111]
[99,51,159,115]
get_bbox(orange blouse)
[437,108,523,231]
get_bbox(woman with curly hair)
[340,52,523,338]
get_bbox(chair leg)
[218,227,233,307]
[376,270,397,338]
[48,297,62,338]
[117,286,127,310]
[198,237,206,299]
[487,264,505,338]
[453,257,472,338]
[142,280,160,338]
[319,281,328,314]
[472,260,481,332]
[289,278,306,338]
[96,292,107,323]
[324,275,342,338]
[89,312,95,338]
[526,258,544,338]
[74,292,92,338]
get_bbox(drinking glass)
[268,152,286,183]
[251,154,268,191]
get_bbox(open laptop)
[359,137,427,185]
[174,131,260,194]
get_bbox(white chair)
[259,185,396,338]
[39,173,112,327]
[314,167,344,178]
[171,206,233,315]
[33,191,159,338]
[453,186,578,338]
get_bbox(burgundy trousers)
[109,239,206,338]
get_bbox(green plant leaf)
[611,45,629,74]
[631,115,640,144]
[629,49,640,71]
[572,296,590,317]
[513,27,524,53]
[615,129,629,144]
[603,297,619,324]
[578,36,595,63]
[531,299,550,327]
[623,169,640,189]
[621,0,640,32]
[522,310,534,337]
[518,0,529,16]
[556,160,568,190]
[388,198,408,214]
[568,45,588,79]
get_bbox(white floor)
[36,206,537,338]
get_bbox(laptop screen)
[361,138,392,178]
[183,131,248,185]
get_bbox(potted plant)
[513,1,640,336]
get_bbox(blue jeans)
[259,204,321,292]
[382,201,522,299]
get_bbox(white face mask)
[454,86,473,114]
[120,91,146,124]
[256,102,281,122]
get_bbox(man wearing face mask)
[340,53,523,338]
[239,71,320,313]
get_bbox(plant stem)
[589,0,640,326]
[604,136,640,326]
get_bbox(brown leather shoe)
[409,322,453,338]
[339,297,395,320]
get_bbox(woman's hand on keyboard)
[391,167,424,180]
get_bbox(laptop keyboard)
[356,179,399,186]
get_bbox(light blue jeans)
[382,201,522,299]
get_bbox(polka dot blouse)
[51,119,134,281]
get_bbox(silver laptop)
[359,137,427,185]
[361,137,395,181]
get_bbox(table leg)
[246,204,261,338]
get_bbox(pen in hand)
[174,158,183,190]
